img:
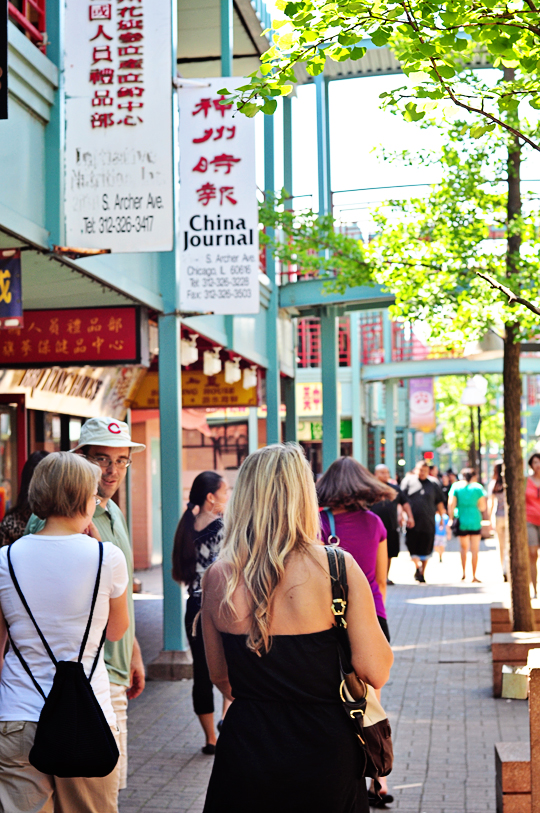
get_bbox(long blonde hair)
[218,443,319,654]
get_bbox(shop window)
[0,407,18,509]
[8,0,46,50]
[182,423,248,472]
[69,418,82,449]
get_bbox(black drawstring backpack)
[5,540,120,778]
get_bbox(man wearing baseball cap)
[25,417,146,794]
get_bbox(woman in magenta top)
[317,457,394,809]
[526,453,540,597]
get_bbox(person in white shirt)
[0,451,129,813]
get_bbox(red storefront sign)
[0,307,143,367]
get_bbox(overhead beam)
[279,279,393,311]
[362,356,540,381]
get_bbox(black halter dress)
[202,628,368,813]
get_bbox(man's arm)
[403,502,415,528]
[127,636,145,700]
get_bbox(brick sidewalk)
[120,537,529,812]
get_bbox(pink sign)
[409,378,436,432]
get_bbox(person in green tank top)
[448,468,487,583]
[25,417,146,795]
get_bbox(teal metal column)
[382,309,392,364]
[265,114,281,445]
[321,306,340,469]
[220,0,233,76]
[373,425,382,467]
[350,312,363,462]
[315,74,328,216]
[324,77,332,213]
[385,379,397,476]
[283,95,293,204]
[157,0,185,656]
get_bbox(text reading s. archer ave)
[101,193,164,211]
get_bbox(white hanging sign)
[178,78,260,314]
[63,0,173,252]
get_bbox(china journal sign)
[63,0,173,252]
[178,78,259,314]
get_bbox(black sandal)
[368,790,394,808]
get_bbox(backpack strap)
[4,623,46,700]
[78,540,104,664]
[7,543,57,666]
[322,507,340,546]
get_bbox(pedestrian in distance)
[316,456,396,808]
[526,453,540,598]
[172,471,231,755]
[433,511,452,564]
[201,444,393,813]
[487,461,508,582]
[400,460,445,583]
[0,451,49,547]
[440,472,451,510]
[0,452,129,813]
[25,417,146,793]
[370,464,415,586]
[447,467,487,583]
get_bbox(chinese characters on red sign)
[89,0,145,129]
[0,307,139,366]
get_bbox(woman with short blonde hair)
[0,452,129,813]
[202,444,393,813]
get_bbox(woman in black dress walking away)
[201,444,393,813]
[172,471,230,754]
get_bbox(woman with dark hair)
[448,468,487,582]
[526,453,540,597]
[0,451,50,547]
[488,461,507,581]
[316,456,395,808]
[172,471,230,754]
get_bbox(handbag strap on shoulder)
[324,546,348,628]
[322,507,340,546]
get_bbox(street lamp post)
[461,375,488,483]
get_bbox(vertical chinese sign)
[178,78,259,314]
[64,0,173,252]
[0,0,7,119]
[409,378,436,432]
[0,250,23,328]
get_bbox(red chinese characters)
[88,0,145,128]
[191,95,241,208]
[0,308,139,366]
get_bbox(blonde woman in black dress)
[201,444,393,813]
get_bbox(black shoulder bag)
[325,545,393,787]
[5,540,119,778]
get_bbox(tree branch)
[476,270,540,316]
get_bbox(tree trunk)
[504,327,534,630]
[504,66,534,631]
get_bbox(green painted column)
[321,305,340,470]
[149,0,190,676]
[283,95,293,205]
[373,425,382,467]
[265,114,281,445]
[324,77,332,213]
[43,0,64,246]
[350,312,363,463]
[385,379,397,477]
[220,0,233,77]
[315,75,329,216]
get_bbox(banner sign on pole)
[0,306,147,367]
[409,377,436,432]
[178,77,259,314]
[0,0,7,120]
[63,0,173,252]
[0,250,23,329]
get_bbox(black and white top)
[190,518,223,597]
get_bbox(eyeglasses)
[86,455,132,470]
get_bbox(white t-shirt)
[0,534,128,725]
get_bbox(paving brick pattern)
[120,537,529,812]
